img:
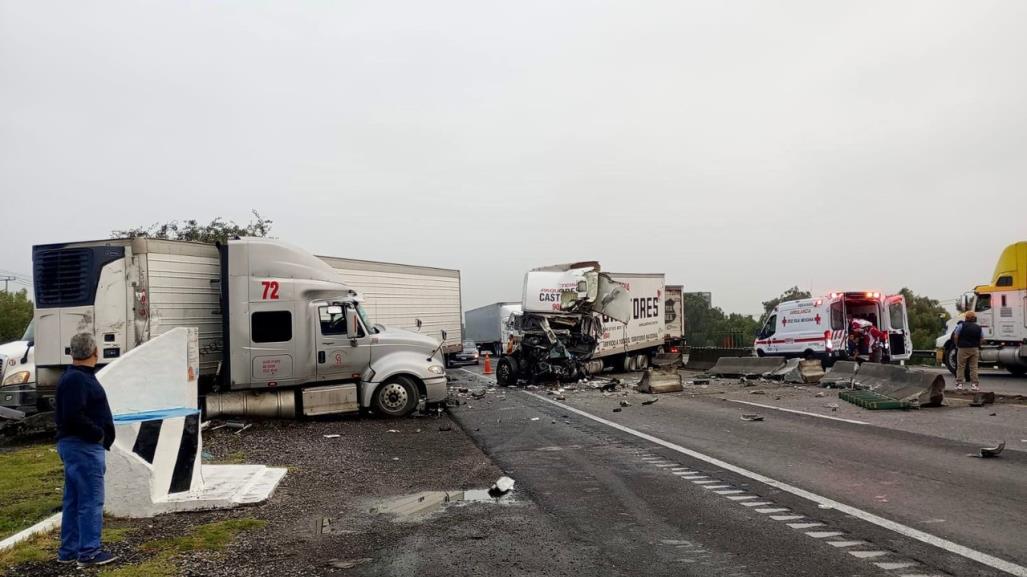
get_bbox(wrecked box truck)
[495,262,632,386]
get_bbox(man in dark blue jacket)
[54,333,117,567]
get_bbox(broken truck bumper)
[424,376,448,403]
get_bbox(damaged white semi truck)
[32,237,453,418]
[496,262,630,386]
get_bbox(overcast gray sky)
[2,1,1025,315]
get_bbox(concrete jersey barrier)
[708,356,786,377]
[850,363,945,406]
[684,348,753,371]
[821,361,859,387]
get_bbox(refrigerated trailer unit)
[32,237,456,416]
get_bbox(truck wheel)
[1008,366,1027,378]
[496,357,518,387]
[637,354,649,370]
[623,355,634,372]
[372,376,419,418]
[943,344,957,375]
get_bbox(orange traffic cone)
[483,352,493,375]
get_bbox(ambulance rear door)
[884,294,912,360]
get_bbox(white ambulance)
[754,291,912,362]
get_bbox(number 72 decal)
[260,280,280,300]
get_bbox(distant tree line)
[0,289,33,343]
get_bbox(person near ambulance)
[953,312,983,391]
[847,318,888,362]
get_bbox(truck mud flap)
[820,361,858,388]
[765,359,825,384]
[708,356,786,377]
[637,368,683,394]
[850,363,945,407]
[684,348,756,371]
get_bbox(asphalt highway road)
[450,366,1027,577]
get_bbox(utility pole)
[0,276,14,293]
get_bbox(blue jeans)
[57,437,105,560]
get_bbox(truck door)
[885,295,912,360]
[315,304,371,383]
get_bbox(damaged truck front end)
[496,262,630,386]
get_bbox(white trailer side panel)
[319,257,462,353]
[143,251,222,375]
[595,274,665,359]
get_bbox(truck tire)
[943,344,957,375]
[496,357,518,387]
[637,354,649,370]
[623,355,634,372]
[372,376,419,418]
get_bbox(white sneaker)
[954,383,963,390]
[971,384,980,392]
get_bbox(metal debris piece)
[620,400,631,407]
[613,408,622,413]
[323,434,341,439]
[979,441,1005,458]
[530,417,540,421]
[224,421,248,430]
[328,558,373,569]
[641,398,658,406]
[386,429,400,433]
[750,390,766,395]
[815,392,826,398]
[489,476,515,497]
[740,414,764,422]
[555,395,567,401]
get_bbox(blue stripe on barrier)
[113,407,200,423]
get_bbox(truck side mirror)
[346,308,362,340]
[415,318,423,331]
[440,330,448,342]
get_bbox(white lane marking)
[727,399,870,425]
[755,508,790,513]
[850,551,889,559]
[715,490,746,495]
[671,468,691,472]
[770,515,804,521]
[703,485,734,490]
[828,541,866,548]
[875,562,918,570]
[807,531,845,538]
[742,501,775,507]
[727,495,758,501]
[672,471,695,476]
[788,523,825,529]
[524,391,1027,577]
[692,480,719,484]
[654,464,677,468]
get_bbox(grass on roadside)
[0,443,63,541]
[99,518,267,577]
[0,524,132,571]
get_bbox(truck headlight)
[427,365,445,375]
[2,371,32,386]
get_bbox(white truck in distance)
[464,302,522,356]
[32,237,450,417]
[936,241,1027,376]
[0,321,35,412]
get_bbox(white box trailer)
[318,256,463,357]
[464,302,522,356]
[593,273,672,371]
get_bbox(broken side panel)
[521,262,631,323]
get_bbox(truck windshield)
[356,303,377,333]
[21,320,34,342]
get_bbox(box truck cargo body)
[464,302,522,355]
[32,237,457,416]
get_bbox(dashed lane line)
[521,389,1027,577]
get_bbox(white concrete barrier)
[98,328,286,518]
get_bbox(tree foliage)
[898,287,950,350]
[683,293,760,348]
[761,286,812,320]
[111,211,273,244]
[0,289,33,343]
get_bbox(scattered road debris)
[556,395,567,400]
[329,558,373,569]
[530,417,540,421]
[740,414,764,422]
[620,400,631,407]
[323,434,341,439]
[438,424,453,432]
[490,476,515,497]
[387,429,400,433]
[641,398,658,406]
[979,441,1006,458]
[613,408,622,412]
